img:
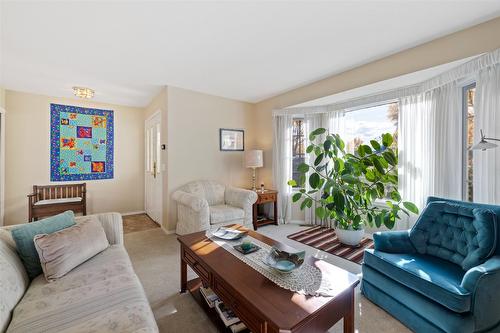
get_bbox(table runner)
[206,231,336,297]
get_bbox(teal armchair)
[361,197,500,333]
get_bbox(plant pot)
[335,228,365,246]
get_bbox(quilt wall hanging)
[50,103,114,181]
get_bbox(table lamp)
[245,150,263,191]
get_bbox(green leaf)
[334,158,344,173]
[365,169,376,182]
[357,145,366,157]
[334,134,345,150]
[403,201,419,214]
[383,213,396,229]
[375,213,383,228]
[287,179,297,187]
[382,133,393,147]
[306,144,314,154]
[314,153,324,166]
[370,140,381,151]
[311,128,327,136]
[382,151,397,166]
[323,140,332,151]
[300,199,308,210]
[341,174,359,184]
[309,173,320,188]
[305,198,313,208]
[362,145,372,155]
[292,192,302,202]
[373,158,385,174]
[315,206,326,219]
[297,163,310,173]
[390,191,401,202]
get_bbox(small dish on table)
[264,244,305,273]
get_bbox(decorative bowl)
[211,227,248,240]
[264,245,305,273]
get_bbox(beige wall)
[0,88,5,109]
[4,90,145,225]
[255,16,500,188]
[165,86,256,231]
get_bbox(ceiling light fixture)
[72,86,95,99]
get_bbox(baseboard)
[121,211,146,216]
[160,225,176,235]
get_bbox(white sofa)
[173,180,258,235]
[0,213,158,333]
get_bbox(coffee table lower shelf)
[187,278,251,333]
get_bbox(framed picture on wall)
[220,129,244,151]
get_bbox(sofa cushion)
[0,239,29,333]
[34,197,82,205]
[409,202,497,270]
[11,211,76,279]
[34,217,109,282]
[183,180,225,206]
[364,249,471,313]
[6,245,157,333]
[210,205,245,224]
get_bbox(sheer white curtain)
[474,63,500,204]
[304,110,345,224]
[399,81,462,225]
[272,114,293,223]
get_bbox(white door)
[145,112,162,224]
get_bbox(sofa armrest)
[461,256,500,328]
[76,212,123,245]
[172,190,209,212]
[224,187,258,209]
[373,230,415,253]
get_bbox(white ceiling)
[1,1,500,107]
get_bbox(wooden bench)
[28,183,87,222]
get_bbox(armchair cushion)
[172,191,209,212]
[210,205,245,224]
[364,249,471,313]
[224,187,258,209]
[409,202,497,271]
[373,230,416,253]
[181,180,225,205]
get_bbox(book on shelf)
[215,300,241,327]
[229,322,247,333]
[199,286,219,308]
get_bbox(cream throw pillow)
[34,217,109,282]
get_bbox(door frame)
[0,107,5,226]
[144,110,163,224]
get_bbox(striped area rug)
[287,226,374,264]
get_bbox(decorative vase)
[335,228,364,246]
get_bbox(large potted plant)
[288,128,418,246]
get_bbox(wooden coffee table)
[178,225,360,333]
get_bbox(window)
[463,84,476,202]
[292,118,305,186]
[344,102,399,154]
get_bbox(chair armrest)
[373,230,416,253]
[461,256,500,326]
[224,187,258,209]
[76,212,123,245]
[172,190,209,212]
[461,256,500,291]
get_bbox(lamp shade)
[471,139,498,151]
[245,150,263,168]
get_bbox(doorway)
[144,111,162,224]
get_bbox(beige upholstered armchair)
[173,180,258,235]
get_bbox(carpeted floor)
[123,214,160,234]
[124,224,411,333]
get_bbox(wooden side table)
[252,190,278,230]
